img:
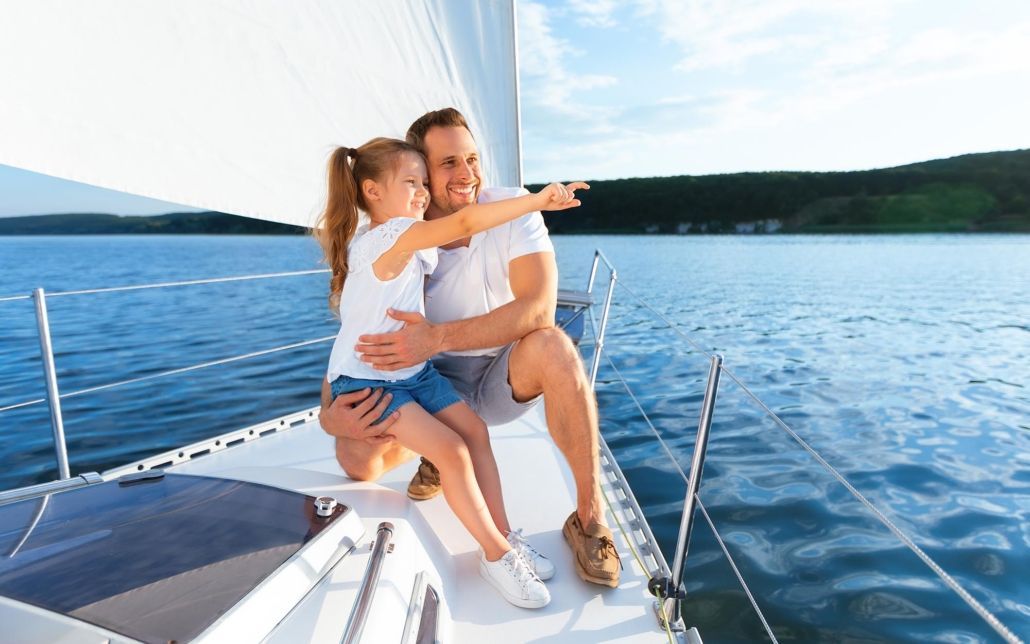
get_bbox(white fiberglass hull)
[97,403,677,642]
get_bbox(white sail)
[0,1,519,227]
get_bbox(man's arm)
[438,251,557,352]
[357,251,557,371]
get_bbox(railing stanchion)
[655,354,723,630]
[586,250,601,294]
[588,270,617,389]
[33,288,70,480]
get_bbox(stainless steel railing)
[0,269,332,484]
[400,571,440,644]
[342,522,395,644]
[660,354,722,631]
[0,472,103,507]
[31,288,70,479]
[585,250,617,390]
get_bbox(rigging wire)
[695,497,778,644]
[0,397,46,414]
[0,269,329,303]
[1,268,333,414]
[0,336,336,415]
[602,352,779,643]
[46,269,330,297]
[609,279,1022,644]
[58,336,336,399]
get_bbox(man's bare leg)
[507,327,605,529]
[334,436,416,481]
[320,380,414,481]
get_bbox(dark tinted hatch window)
[0,473,345,643]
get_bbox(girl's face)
[373,151,429,221]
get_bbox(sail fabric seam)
[612,279,1022,644]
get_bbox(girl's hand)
[536,181,589,211]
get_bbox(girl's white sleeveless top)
[326,217,437,383]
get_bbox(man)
[319,108,619,587]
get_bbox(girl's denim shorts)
[329,362,462,423]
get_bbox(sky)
[2,0,1029,216]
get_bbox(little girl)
[316,137,585,609]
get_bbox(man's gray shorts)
[431,342,541,425]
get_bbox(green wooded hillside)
[3,149,1028,235]
[530,149,1030,233]
[0,212,306,235]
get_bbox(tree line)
[3,149,1027,235]
[530,149,1030,233]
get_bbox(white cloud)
[657,94,696,105]
[644,0,812,70]
[638,0,897,72]
[567,0,619,28]
[518,1,619,124]
[812,34,890,72]
[519,0,1030,182]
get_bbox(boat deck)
[134,404,673,642]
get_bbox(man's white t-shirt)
[326,217,438,383]
[424,187,555,358]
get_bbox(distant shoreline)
[3,149,1028,235]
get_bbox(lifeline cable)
[612,278,1022,644]
[0,336,335,415]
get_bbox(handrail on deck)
[342,522,395,644]
[0,472,103,507]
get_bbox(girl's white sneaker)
[507,528,555,580]
[479,549,550,609]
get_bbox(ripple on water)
[3,235,1029,641]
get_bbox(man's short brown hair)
[406,107,472,155]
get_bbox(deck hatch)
[0,473,347,644]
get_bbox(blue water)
[1,234,1028,642]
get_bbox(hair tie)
[346,147,357,160]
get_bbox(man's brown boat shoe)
[562,511,622,588]
[407,457,442,501]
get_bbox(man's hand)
[356,309,442,372]
[319,387,399,444]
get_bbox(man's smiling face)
[422,125,482,219]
